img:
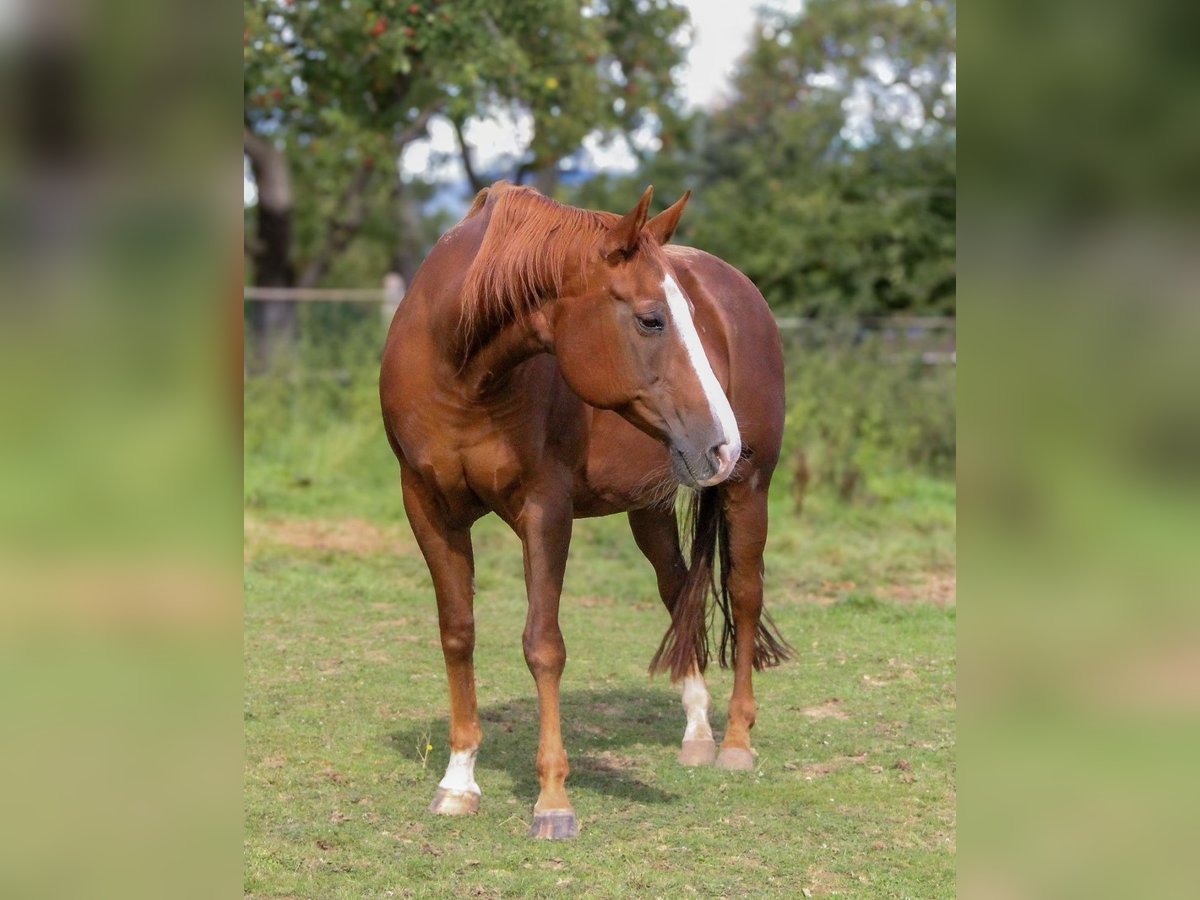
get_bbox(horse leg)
[520,493,577,839]
[401,473,483,815]
[628,506,717,767]
[716,482,770,771]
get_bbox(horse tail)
[649,488,793,680]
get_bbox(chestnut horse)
[380,183,790,839]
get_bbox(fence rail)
[244,284,955,337]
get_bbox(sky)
[246,1,801,204]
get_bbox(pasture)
[243,336,956,898]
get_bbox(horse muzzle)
[670,437,741,488]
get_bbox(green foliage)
[243,323,954,524]
[245,0,690,287]
[568,0,956,316]
[695,0,955,315]
[243,314,396,520]
[783,326,955,506]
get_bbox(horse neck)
[425,203,592,397]
[456,311,551,397]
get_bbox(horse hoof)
[678,738,718,766]
[716,747,756,771]
[529,809,579,840]
[429,788,480,816]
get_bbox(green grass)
[244,350,955,897]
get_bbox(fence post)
[382,272,405,330]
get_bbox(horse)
[380,182,791,839]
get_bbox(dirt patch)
[777,572,956,608]
[576,595,616,609]
[880,571,956,607]
[245,516,411,558]
[800,698,850,720]
[775,579,853,607]
[803,865,845,896]
[321,766,348,785]
[589,702,625,718]
[802,753,868,779]
[784,753,868,779]
[579,750,640,773]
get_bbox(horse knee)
[440,617,475,661]
[523,629,566,676]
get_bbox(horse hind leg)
[401,473,484,816]
[628,506,718,767]
[679,664,717,765]
[715,480,789,771]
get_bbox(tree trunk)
[532,164,559,196]
[244,129,296,371]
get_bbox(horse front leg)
[401,472,483,815]
[519,492,577,839]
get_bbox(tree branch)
[513,158,535,185]
[393,102,442,148]
[296,102,442,288]
[452,116,486,193]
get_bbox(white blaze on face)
[681,670,714,742]
[661,274,741,484]
[438,748,481,796]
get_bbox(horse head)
[547,187,741,488]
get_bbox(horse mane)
[456,183,650,357]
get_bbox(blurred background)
[3,0,1196,894]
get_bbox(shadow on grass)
[389,687,707,805]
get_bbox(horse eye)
[636,313,665,334]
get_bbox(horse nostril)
[712,442,740,472]
[709,443,729,470]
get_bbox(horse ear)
[643,190,692,245]
[606,185,654,261]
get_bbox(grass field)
[244,356,956,898]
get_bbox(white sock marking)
[438,748,481,795]
[661,275,741,483]
[681,671,714,742]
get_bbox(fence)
[244,280,955,366]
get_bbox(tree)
[696,0,956,315]
[243,0,689,365]
[567,0,956,316]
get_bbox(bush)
[782,323,955,508]
[243,308,397,519]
